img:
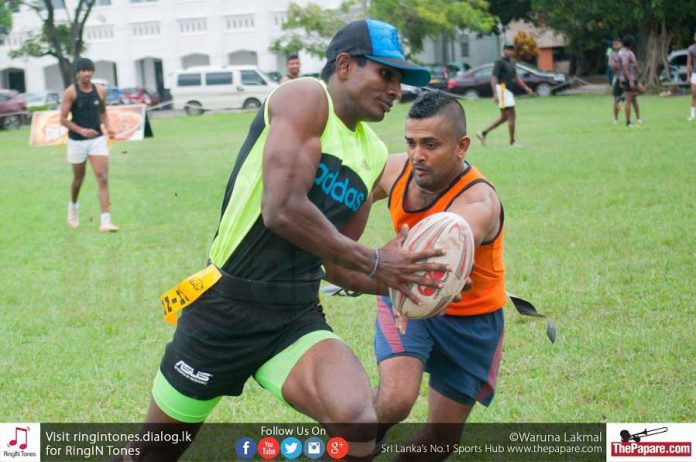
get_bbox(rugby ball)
[389,212,475,319]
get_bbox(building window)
[39,0,65,10]
[3,31,29,48]
[178,18,208,34]
[96,0,112,5]
[85,24,115,42]
[459,34,469,58]
[130,0,157,3]
[130,21,161,37]
[225,14,255,31]
[272,12,287,29]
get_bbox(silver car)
[20,91,61,111]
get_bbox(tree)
[0,1,20,40]
[513,30,537,63]
[618,0,696,90]
[369,0,496,54]
[270,0,495,61]
[269,1,355,58]
[532,0,696,87]
[7,0,97,89]
[488,0,531,27]
[531,0,619,75]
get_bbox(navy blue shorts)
[374,295,504,406]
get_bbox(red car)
[121,87,161,107]
[0,90,27,130]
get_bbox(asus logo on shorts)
[314,162,366,212]
[174,360,212,385]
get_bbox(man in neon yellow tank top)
[119,20,448,461]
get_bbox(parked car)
[399,84,425,103]
[265,71,283,83]
[170,66,277,115]
[445,62,471,77]
[446,62,570,98]
[92,78,128,105]
[425,65,450,90]
[121,87,161,107]
[19,91,61,112]
[422,64,469,90]
[664,49,688,83]
[0,90,27,130]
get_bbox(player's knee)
[96,172,109,185]
[326,396,377,424]
[377,390,417,423]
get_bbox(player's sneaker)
[613,119,619,124]
[476,132,486,146]
[68,204,79,229]
[509,141,523,148]
[688,116,695,122]
[99,222,119,232]
[636,118,643,125]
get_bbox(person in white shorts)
[476,43,533,147]
[60,58,118,232]
[687,31,696,121]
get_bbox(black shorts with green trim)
[158,270,331,401]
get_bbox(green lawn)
[0,94,694,424]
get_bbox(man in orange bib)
[326,91,505,459]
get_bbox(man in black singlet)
[476,43,533,147]
[60,57,118,232]
[280,54,301,83]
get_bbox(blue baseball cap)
[325,19,431,87]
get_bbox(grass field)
[0,94,694,425]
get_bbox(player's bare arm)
[263,81,447,294]
[490,74,499,102]
[324,160,450,303]
[447,182,501,247]
[688,53,692,80]
[516,75,534,95]
[60,86,97,138]
[621,55,634,89]
[324,153,417,294]
[371,153,408,202]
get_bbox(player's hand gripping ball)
[390,212,475,319]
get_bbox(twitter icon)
[280,437,302,460]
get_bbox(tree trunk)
[59,56,73,89]
[641,18,671,91]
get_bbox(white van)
[170,66,276,115]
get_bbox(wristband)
[367,248,380,278]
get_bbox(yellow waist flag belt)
[160,264,222,325]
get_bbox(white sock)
[691,107,696,118]
[101,212,111,224]
[69,201,79,210]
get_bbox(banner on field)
[29,105,147,147]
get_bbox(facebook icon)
[235,437,257,460]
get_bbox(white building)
[415,31,501,71]
[0,0,340,95]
